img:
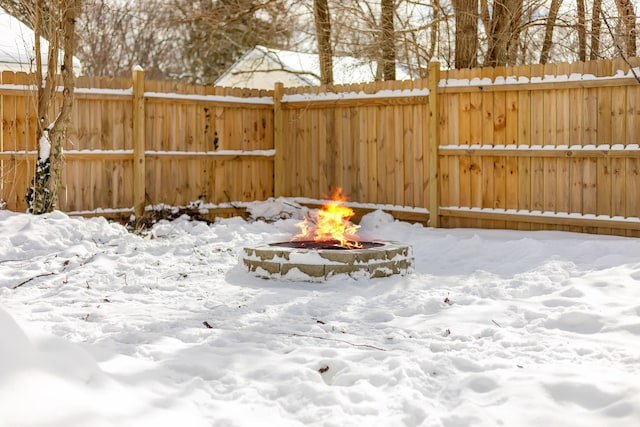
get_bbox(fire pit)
[241,240,413,281]
[241,189,414,281]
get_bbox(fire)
[293,188,362,249]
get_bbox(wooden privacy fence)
[1,58,640,236]
[0,70,275,215]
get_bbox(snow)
[0,6,82,74]
[37,130,51,161]
[2,200,640,427]
[282,88,430,104]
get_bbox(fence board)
[596,60,613,234]
[516,64,532,230]
[492,66,507,230]
[468,68,482,214]
[530,64,545,225]
[403,102,414,206]
[504,65,519,229]
[543,64,557,223]
[393,104,404,206]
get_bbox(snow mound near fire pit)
[246,198,308,222]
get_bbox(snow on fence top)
[2,62,639,104]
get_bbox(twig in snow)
[492,319,503,328]
[282,200,303,210]
[287,333,387,351]
[11,272,55,289]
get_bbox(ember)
[293,188,362,249]
[271,240,384,250]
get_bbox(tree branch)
[287,333,387,351]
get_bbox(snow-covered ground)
[1,199,640,427]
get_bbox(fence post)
[428,61,440,228]
[273,82,285,197]
[132,66,146,218]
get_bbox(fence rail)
[2,57,640,237]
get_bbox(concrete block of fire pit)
[241,241,413,282]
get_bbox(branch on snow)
[287,333,387,351]
[11,272,56,289]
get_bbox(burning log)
[292,188,362,249]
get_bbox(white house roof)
[215,45,414,89]
[0,6,82,74]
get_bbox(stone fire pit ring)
[241,241,413,281]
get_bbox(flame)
[293,188,362,249]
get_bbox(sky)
[1,198,640,426]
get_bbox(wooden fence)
[1,58,640,236]
[0,70,275,215]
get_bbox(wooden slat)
[468,67,483,212]
[439,76,640,93]
[447,91,461,226]
[492,66,507,227]
[596,60,613,234]
[402,101,414,206]
[504,66,519,227]
[417,80,428,209]
[440,208,640,231]
[515,65,532,230]
[356,102,368,201]
[376,104,386,203]
[439,147,640,157]
[1,71,22,211]
[626,76,640,221]
[555,65,571,231]
[384,103,396,204]
[393,104,404,206]
[457,69,472,211]
[366,105,378,203]
[543,63,558,221]
[610,59,627,231]
[281,95,429,110]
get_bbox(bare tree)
[74,0,295,83]
[483,0,523,67]
[452,0,478,68]
[540,0,563,64]
[314,0,333,84]
[590,0,603,59]
[614,0,636,58]
[381,0,396,80]
[26,0,81,214]
[576,0,586,61]
[76,0,177,79]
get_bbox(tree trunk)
[590,0,603,60]
[452,0,478,69]
[381,0,396,80]
[614,0,636,57]
[540,0,563,64]
[27,0,80,214]
[485,0,522,67]
[576,0,587,61]
[313,0,333,85]
[427,0,440,61]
